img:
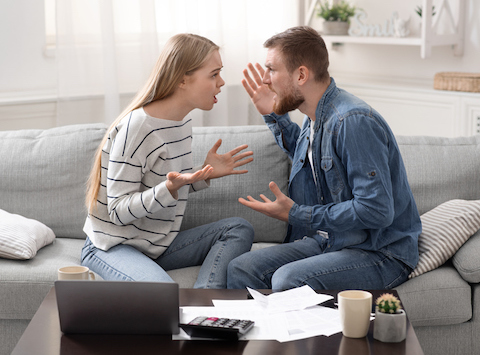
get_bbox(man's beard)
[272,86,305,116]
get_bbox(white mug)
[58,266,95,280]
[338,290,372,338]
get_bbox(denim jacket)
[263,78,421,269]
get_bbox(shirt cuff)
[190,165,210,192]
[288,203,311,229]
[191,179,210,192]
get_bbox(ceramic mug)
[338,290,372,338]
[58,266,95,280]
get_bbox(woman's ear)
[178,75,188,89]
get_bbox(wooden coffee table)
[11,288,423,355]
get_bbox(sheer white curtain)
[55,0,300,127]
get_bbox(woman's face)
[182,50,225,111]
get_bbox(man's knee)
[227,254,249,288]
[271,264,305,291]
[228,254,243,273]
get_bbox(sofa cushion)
[396,263,472,327]
[397,135,480,215]
[453,230,480,283]
[0,238,86,320]
[183,125,290,244]
[167,266,201,289]
[0,209,55,259]
[0,124,107,239]
[409,199,480,279]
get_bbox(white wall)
[304,0,480,137]
[310,0,479,85]
[0,0,479,131]
[0,0,56,98]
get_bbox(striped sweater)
[83,108,208,259]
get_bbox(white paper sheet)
[176,286,344,342]
[246,285,333,313]
[176,305,288,340]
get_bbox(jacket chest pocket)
[320,157,344,195]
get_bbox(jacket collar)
[313,77,337,129]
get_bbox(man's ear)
[297,66,309,86]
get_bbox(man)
[227,26,421,291]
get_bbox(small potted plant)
[373,293,407,343]
[415,5,436,17]
[316,0,357,36]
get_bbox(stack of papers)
[176,285,343,342]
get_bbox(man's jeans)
[81,217,254,288]
[227,235,411,291]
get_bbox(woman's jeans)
[81,217,254,289]
[227,235,411,291]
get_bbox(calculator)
[180,316,255,340]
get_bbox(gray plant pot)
[373,309,407,343]
[322,21,350,36]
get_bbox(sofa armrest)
[453,230,480,283]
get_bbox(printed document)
[175,285,343,342]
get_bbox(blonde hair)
[85,33,219,212]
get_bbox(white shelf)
[306,0,466,59]
[322,35,423,46]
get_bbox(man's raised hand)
[241,63,275,115]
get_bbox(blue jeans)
[227,235,411,291]
[81,217,254,288]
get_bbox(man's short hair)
[264,26,329,83]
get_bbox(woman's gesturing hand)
[203,139,253,179]
[165,165,214,199]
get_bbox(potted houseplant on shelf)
[373,293,407,343]
[316,0,357,36]
[415,5,436,17]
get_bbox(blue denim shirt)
[263,78,421,269]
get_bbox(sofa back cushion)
[0,124,107,239]
[182,125,290,244]
[397,135,480,215]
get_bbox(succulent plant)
[375,293,402,314]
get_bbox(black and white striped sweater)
[83,107,208,259]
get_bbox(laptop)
[55,280,179,335]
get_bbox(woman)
[82,33,254,288]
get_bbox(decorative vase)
[322,21,350,36]
[373,309,407,343]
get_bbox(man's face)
[263,47,304,116]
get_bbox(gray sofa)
[0,123,479,355]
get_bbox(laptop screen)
[55,280,179,335]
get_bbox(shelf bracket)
[420,0,465,58]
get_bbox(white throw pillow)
[409,199,480,279]
[0,209,56,260]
